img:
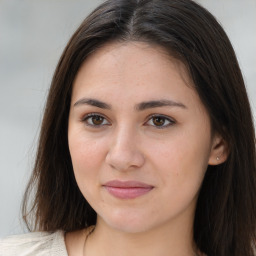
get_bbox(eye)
[82,113,110,127]
[146,115,175,128]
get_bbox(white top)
[0,231,68,256]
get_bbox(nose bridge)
[106,123,144,171]
[115,124,135,149]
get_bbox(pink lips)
[103,180,154,199]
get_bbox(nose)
[105,126,145,171]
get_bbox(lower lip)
[104,186,153,199]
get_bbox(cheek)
[146,126,211,190]
[68,133,107,185]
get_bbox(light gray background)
[0,0,255,237]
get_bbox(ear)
[208,133,229,165]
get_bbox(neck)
[85,217,197,256]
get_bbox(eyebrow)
[73,98,187,110]
[74,98,111,109]
[135,100,187,111]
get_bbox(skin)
[67,42,227,256]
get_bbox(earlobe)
[208,134,229,166]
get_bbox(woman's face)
[68,42,222,233]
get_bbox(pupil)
[92,116,103,125]
[153,117,164,126]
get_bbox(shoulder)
[0,230,68,256]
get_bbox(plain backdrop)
[0,0,255,237]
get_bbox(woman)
[1,0,255,255]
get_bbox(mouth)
[103,180,154,199]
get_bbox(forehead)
[72,41,193,97]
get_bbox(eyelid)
[80,112,175,129]
[145,114,176,128]
[81,112,111,127]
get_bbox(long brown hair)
[22,0,256,255]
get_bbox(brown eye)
[91,115,104,125]
[83,114,110,127]
[152,116,165,126]
[146,115,175,128]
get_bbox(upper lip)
[103,180,154,188]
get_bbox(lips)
[103,180,154,199]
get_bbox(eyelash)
[82,113,110,128]
[81,113,176,129]
[145,114,175,129]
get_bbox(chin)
[98,209,158,234]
